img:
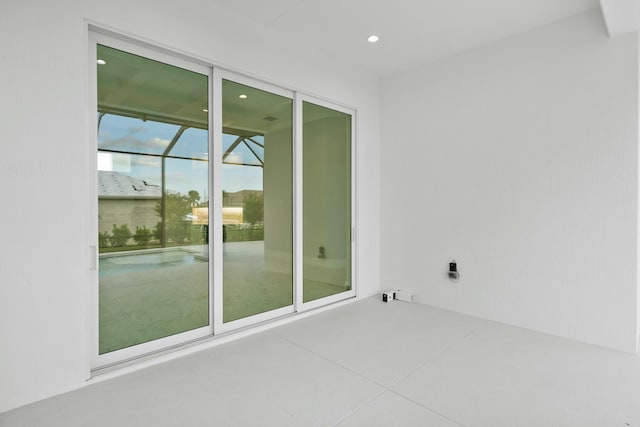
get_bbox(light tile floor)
[2,297,640,426]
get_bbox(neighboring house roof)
[98,171,162,199]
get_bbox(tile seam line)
[272,332,392,427]
[381,327,484,427]
[331,388,389,427]
[388,389,469,427]
[273,332,390,389]
[272,317,490,391]
[273,324,482,427]
[386,325,486,391]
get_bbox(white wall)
[264,126,294,275]
[0,0,381,413]
[381,9,638,352]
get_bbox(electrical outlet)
[381,291,395,302]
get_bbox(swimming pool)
[99,249,206,276]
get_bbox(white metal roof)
[98,170,162,199]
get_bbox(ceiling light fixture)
[239,94,248,99]
[367,35,379,43]
[97,59,106,65]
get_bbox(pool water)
[99,250,203,276]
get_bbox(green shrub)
[243,193,264,225]
[225,225,264,242]
[154,193,191,244]
[98,231,110,248]
[133,226,152,247]
[110,224,132,247]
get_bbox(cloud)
[131,156,161,168]
[98,135,171,154]
[127,125,146,134]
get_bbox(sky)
[97,114,263,197]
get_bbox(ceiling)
[97,46,293,134]
[98,44,209,128]
[209,0,601,77]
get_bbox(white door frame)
[295,94,357,313]
[89,31,214,369]
[213,70,297,334]
[88,29,358,371]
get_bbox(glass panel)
[222,79,293,322]
[169,127,209,160]
[98,114,179,155]
[97,45,209,354]
[302,102,352,302]
[222,134,264,166]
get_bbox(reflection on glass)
[97,45,209,354]
[302,102,352,302]
[222,79,293,322]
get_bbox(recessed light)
[202,109,208,112]
[367,35,379,43]
[239,94,248,99]
[97,59,106,65]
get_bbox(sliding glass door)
[92,37,212,366]
[298,98,355,309]
[91,33,354,368]
[217,76,294,329]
